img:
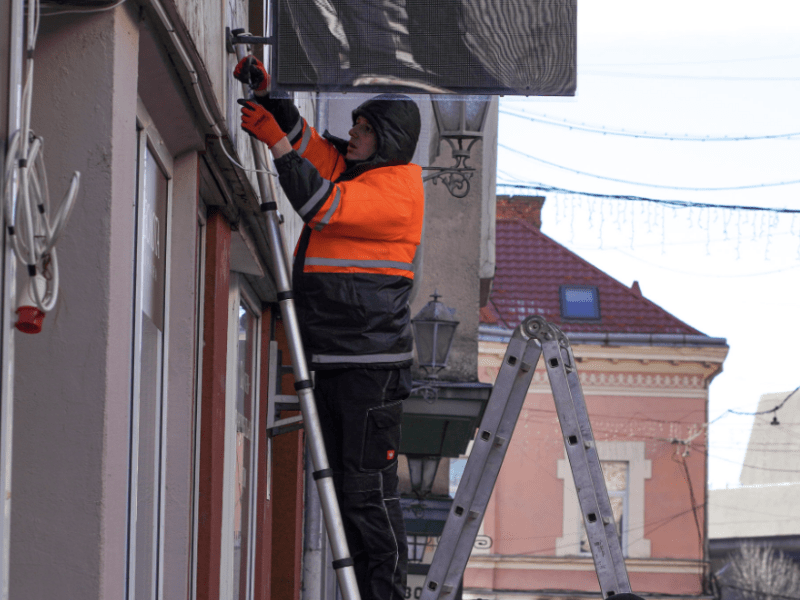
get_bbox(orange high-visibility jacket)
[271,95,424,370]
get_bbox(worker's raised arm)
[234,55,346,177]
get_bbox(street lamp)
[411,290,459,379]
[406,454,441,499]
[423,96,491,198]
[407,291,456,499]
[407,534,430,563]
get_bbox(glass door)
[221,275,261,600]
[128,107,172,600]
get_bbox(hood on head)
[351,94,421,165]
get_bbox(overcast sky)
[497,0,800,489]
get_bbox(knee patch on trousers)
[343,471,383,494]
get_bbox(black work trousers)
[314,367,411,600]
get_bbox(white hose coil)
[3,0,80,314]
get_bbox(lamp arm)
[421,137,481,198]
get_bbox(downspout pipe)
[0,0,24,594]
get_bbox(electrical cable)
[216,135,277,176]
[580,70,800,82]
[3,0,80,313]
[577,53,800,68]
[40,0,127,16]
[500,109,800,141]
[495,181,800,214]
[498,143,800,191]
[725,385,800,417]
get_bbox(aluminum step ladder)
[422,315,632,600]
[230,33,362,600]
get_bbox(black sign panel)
[272,0,576,95]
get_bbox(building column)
[196,209,232,600]
[9,5,139,599]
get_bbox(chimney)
[497,195,545,229]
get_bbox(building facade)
[709,389,800,598]
[463,197,728,599]
[0,1,497,599]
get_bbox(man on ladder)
[235,55,424,600]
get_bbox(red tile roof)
[482,218,703,335]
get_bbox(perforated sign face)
[271,0,576,96]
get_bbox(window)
[579,461,628,554]
[560,285,600,320]
[220,275,261,600]
[557,441,651,558]
[129,106,173,600]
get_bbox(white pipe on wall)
[0,0,24,595]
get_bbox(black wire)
[497,146,800,192]
[676,453,704,565]
[725,385,800,416]
[495,182,800,214]
[500,109,800,141]
[580,70,800,82]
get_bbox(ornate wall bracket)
[422,137,481,198]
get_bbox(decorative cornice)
[467,555,705,575]
[480,339,728,367]
[479,339,726,396]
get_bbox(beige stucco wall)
[409,100,499,382]
[10,6,140,599]
[739,390,800,486]
[9,4,215,598]
[709,483,800,540]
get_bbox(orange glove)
[234,55,270,93]
[239,99,285,148]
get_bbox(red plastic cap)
[15,305,45,334]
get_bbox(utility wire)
[500,109,800,141]
[580,71,800,82]
[495,182,800,214]
[725,385,799,416]
[498,144,800,191]
[577,53,800,68]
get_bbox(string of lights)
[500,108,800,141]
[495,176,800,260]
[498,144,800,191]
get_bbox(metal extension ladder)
[230,34,362,600]
[422,315,633,600]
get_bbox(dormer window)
[560,285,600,320]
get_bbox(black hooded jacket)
[263,94,424,370]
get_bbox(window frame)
[559,285,601,321]
[556,441,652,559]
[128,99,174,600]
[578,461,629,557]
[220,273,263,600]
[189,204,207,600]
